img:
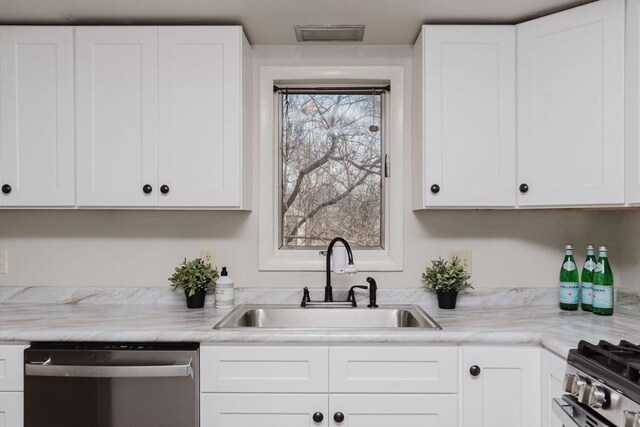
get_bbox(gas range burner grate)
[577,340,640,384]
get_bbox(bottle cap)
[221,267,228,276]
[598,245,607,252]
[586,244,595,249]
[565,244,573,250]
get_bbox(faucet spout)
[325,237,354,302]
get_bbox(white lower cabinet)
[0,392,23,427]
[0,344,27,427]
[201,345,459,427]
[201,345,550,427]
[329,394,457,427]
[541,349,567,427]
[201,393,328,427]
[461,347,541,427]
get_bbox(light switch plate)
[448,249,472,274]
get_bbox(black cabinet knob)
[142,184,153,194]
[1,184,11,194]
[519,183,529,194]
[469,365,481,376]
[160,185,170,194]
[312,412,324,423]
[334,412,345,423]
[430,184,440,194]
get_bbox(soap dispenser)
[215,267,234,309]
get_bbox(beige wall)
[0,45,638,291]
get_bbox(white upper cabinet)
[517,0,626,207]
[158,27,249,208]
[0,27,75,207]
[413,26,516,208]
[76,26,251,209]
[628,0,640,205]
[76,27,159,207]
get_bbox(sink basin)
[213,304,442,330]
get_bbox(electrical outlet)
[0,250,7,274]
[201,249,216,267]
[449,250,472,274]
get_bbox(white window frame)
[259,66,404,271]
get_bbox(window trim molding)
[258,66,404,271]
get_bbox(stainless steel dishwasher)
[24,342,199,427]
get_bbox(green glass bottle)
[559,244,579,311]
[580,244,596,311]
[592,245,614,316]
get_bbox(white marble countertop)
[1,300,638,358]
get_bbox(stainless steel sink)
[213,304,442,330]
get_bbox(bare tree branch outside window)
[279,91,383,248]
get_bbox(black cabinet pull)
[469,365,481,376]
[430,184,440,194]
[142,184,153,194]
[333,412,345,423]
[160,185,170,194]
[1,184,11,194]
[519,183,529,194]
[312,412,323,423]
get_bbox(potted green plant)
[169,258,219,309]
[421,256,472,309]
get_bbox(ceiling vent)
[294,25,365,42]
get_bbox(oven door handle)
[552,398,580,427]
[25,360,193,378]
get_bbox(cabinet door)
[201,393,328,427]
[462,347,540,427]
[0,392,23,427]
[76,27,159,207]
[0,345,27,391]
[158,27,243,207]
[628,0,640,205]
[329,394,457,427]
[423,26,516,207]
[541,350,567,427]
[0,26,74,207]
[517,0,625,206]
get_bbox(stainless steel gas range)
[553,340,640,427]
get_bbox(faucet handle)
[347,285,368,306]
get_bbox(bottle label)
[563,261,576,271]
[583,260,596,271]
[559,282,579,304]
[593,285,613,309]
[215,284,234,308]
[581,282,593,304]
[594,262,604,273]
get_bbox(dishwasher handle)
[25,359,193,378]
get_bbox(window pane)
[280,92,383,248]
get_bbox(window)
[259,66,404,271]
[278,88,386,249]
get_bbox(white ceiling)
[0,0,596,44]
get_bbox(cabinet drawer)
[201,346,328,392]
[0,345,26,392]
[0,392,23,427]
[329,347,458,393]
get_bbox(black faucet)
[366,277,378,308]
[324,237,354,302]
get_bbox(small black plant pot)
[185,289,206,309]
[436,290,458,309]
